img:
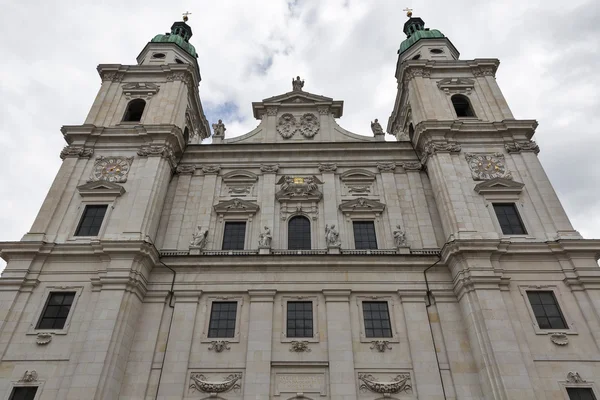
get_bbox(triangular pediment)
[252,90,344,118]
[474,177,524,195]
[77,181,125,197]
[339,197,386,213]
[214,198,260,215]
[263,90,333,104]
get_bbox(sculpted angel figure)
[371,119,384,136]
[393,225,407,247]
[325,224,341,247]
[212,119,226,137]
[258,226,272,248]
[292,76,304,91]
[281,176,294,192]
[304,176,318,193]
[190,225,208,249]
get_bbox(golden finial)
[182,11,192,22]
[403,7,413,17]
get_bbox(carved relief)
[377,162,396,172]
[505,140,540,154]
[299,113,320,138]
[100,71,124,82]
[214,198,260,217]
[267,107,279,116]
[465,153,512,181]
[393,225,408,248]
[358,373,412,395]
[567,372,585,383]
[189,372,242,394]
[370,340,392,352]
[402,161,422,171]
[276,176,323,199]
[166,71,194,89]
[550,332,568,346]
[202,165,221,174]
[317,106,330,115]
[122,82,159,100]
[289,341,311,352]
[208,340,231,352]
[258,226,272,248]
[277,113,298,139]
[137,144,176,168]
[90,156,133,183]
[176,164,196,175]
[403,67,431,83]
[60,145,93,160]
[19,370,38,383]
[36,332,52,345]
[472,66,496,77]
[339,198,386,217]
[421,141,461,163]
[318,163,337,172]
[437,77,475,96]
[260,164,280,173]
[341,170,376,197]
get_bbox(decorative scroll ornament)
[189,373,242,394]
[377,162,396,172]
[402,161,422,171]
[550,332,569,346]
[19,370,38,383]
[137,144,177,168]
[348,185,370,194]
[202,165,221,174]
[403,67,431,84]
[299,113,320,138]
[208,340,231,353]
[318,163,337,172]
[36,332,52,345]
[505,140,540,154]
[176,165,196,175]
[260,164,279,173]
[358,373,412,394]
[370,340,392,352]
[421,142,461,163]
[90,156,133,183]
[567,372,585,383]
[290,341,311,352]
[277,113,298,139]
[465,153,512,181]
[472,66,496,77]
[60,145,94,160]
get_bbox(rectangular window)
[208,301,237,338]
[527,291,567,330]
[353,221,378,250]
[567,388,597,400]
[287,301,313,338]
[36,292,76,330]
[74,205,108,236]
[363,301,392,338]
[9,387,38,400]
[222,222,246,250]
[493,203,526,235]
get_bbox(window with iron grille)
[493,203,527,235]
[363,301,392,338]
[526,291,568,330]
[567,388,597,400]
[208,301,237,338]
[9,387,38,400]
[286,301,313,338]
[353,221,378,249]
[222,222,246,250]
[75,205,108,236]
[288,216,311,250]
[36,292,76,330]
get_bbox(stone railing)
[160,248,441,257]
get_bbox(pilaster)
[379,166,404,248]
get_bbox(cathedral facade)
[1,14,599,400]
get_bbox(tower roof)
[398,16,445,55]
[151,20,197,58]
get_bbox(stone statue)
[281,176,294,192]
[258,226,272,248]
[371,119,384,136]
[325,224,341,247]
[212,119,226,137]
[190,225,208,249]
[393,225,407,247]
[304,176,318,193]
[292,76,304,91]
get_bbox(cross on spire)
[182,11,192,22]
[403,7,413,17]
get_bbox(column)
[323,290,357,400]
[243,290,276,399]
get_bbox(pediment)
[222,170,258,183]
[214,198,260,215]
[252,90,344,118]
[437,77,475,94]
[474,177,524,195]
[339,197,386,214]
[340,169,377,182]
[77,181,125,197]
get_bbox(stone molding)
[176,164,196,175]
[260,164,279,173]
[437,77,475,96]
[377,162,396,172]
[122,82,159,100]
[317,106,330,115]
[318,163,337,172]
[60,145,94,160]
[505,140,540,154]
[421,141,461,163]
[100,71,125,82]
[77,181,126,198]
[214,198,259,217]
[402,161,422,171]
[137,144,177,169]
[201,164,221,174]
[472,66,496,77]
[266,107,279,116]
[473,177,524,196]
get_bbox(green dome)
[399,29,445,55]
[151,33,197,58]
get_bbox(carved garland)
[137,144,177,169]
[60,145,94,160]
[358,373,412,394]
[189,373,242,394]
[505,140,540,154]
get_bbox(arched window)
[123,99,146,122]
[451,95,475,118]
[288,216,311,250]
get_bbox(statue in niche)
[190,225,208,249]
[212,119,226,137]
[393,225,407,247]
[325,224,341,247]
[258,226,272,248]
[292,76,304,91]
[371,119,385,136]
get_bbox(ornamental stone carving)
[100,71,124,82]
[403,67,431,83]
[325,224,341,248]
[212,119,226,138]
[472,66,496,77]
[202,165,221,174]
[122,82,159,100]
[505,140,540,154]
[358,373,412,395]
[36,332,52,345]
[190,226,208,249]
[402,161,422,171]
[550,332,569,346]
[208,340,231,353]
[377,162,396,172]
[567,372,585,383]
[370,119,385,136]
[19,370,38,383]
[276,176,322,199]
[266,107,279,116]
[166,71,194,88]
[90,156,133,183]
[176,164,196,175]
[299,113,320,138]
[277,113,298,139]
[370,340,392,352]
[289,341,311,352]
[437,77,475,96]
[258,226,272,248]
[292,76,305,91]
[137,144,176,167]
[465,153,512,181]
[189,373,242,394]
[393,225,408,248]
[60,145,93,160]
[317,106,330,115]
[260,164,279,173]
[318,163,337,172]
[421,142,461,163]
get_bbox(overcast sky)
[0,0,599,269]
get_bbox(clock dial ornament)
[91,156,133,183]
[465,153,511,181]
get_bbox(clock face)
[468,154,506,180]
[93,157,131,183]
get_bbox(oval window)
[152,53,166,59]
[430,49,444,54]
[175,58,184,64]
[412,54,421,60]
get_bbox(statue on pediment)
[292,76,305,91]
[212,119,226,137]
[371,119,384,136]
